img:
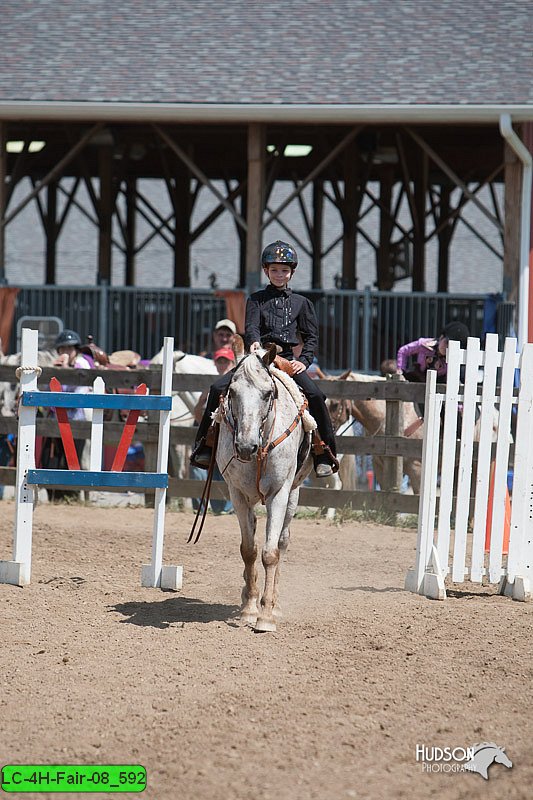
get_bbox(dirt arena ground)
[1,500,532,800]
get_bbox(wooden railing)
[0,366,427,514]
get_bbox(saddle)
[79,334,109,367]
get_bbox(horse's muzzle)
[235,441,258,461]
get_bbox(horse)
[327,371,501,496]
[464,743,512,779]
[326,372,424,494]
[150,349,217,480]
[215,343,315,632]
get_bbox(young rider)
[190,240,339,477]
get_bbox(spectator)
[189,346,235,514]
[40,329,93,500]
[396,322,469,384]
[380,358,397,376]
[200,319,237,359]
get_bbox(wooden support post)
[0,122,6,284]
[97,144,113,284]
[125,177,136,286]
[341,141,358,289]
[437,186,452,293]
[504,141,521,303]
[45,182,58,285]
[382,374,404,497]
[412,151,427,291]
[246,123,265,292]
[173,169,191,287]
[238,187,247,288]
[312,180,323,289]
[377,166,394,290]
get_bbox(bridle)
[222,354,277,451]
[221,354,307,503]
[328,397,352,433]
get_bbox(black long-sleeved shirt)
[244,284,318,368]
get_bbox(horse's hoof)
[254,617,277,633]
[272,606,283,620]
[239,612,258,626]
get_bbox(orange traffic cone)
[484,461,511,555]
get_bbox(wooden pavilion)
[0,0,532,342]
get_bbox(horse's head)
[227,353,275,461]
[464,743,512,779]
[494,746,512,769]
[327,396,352,432]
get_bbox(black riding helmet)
[55,329,82,348]
[261,240,298,268]
[442,321,469,349]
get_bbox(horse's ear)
[262,343,278,366]
[232,335,245,359]
[339,369,351,381]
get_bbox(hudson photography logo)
[416,742,513,779]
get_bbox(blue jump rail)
[26,470,168,489]
[21,391,172,411]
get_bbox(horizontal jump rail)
[21,391,172,411]
[26,469,168,489]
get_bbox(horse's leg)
[404,458,422,494]
[373,455,385,490]
[271,486,299,621]
[231,487,259,625]
[255,487,291,633]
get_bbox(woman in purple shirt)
[397,321,469,383]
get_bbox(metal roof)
[1,0,532,121]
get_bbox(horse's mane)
[238,353,271,384]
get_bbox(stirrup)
[190,443,212,470]
[313,440,340,475]
[315,462,334,478]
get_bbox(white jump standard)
[0,328,182,590]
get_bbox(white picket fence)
[406,333,533,601]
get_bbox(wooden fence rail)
[0,366,429,514]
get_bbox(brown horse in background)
[326,371,423,494]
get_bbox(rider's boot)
[312,435,340,478]
[190,425,216,470]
